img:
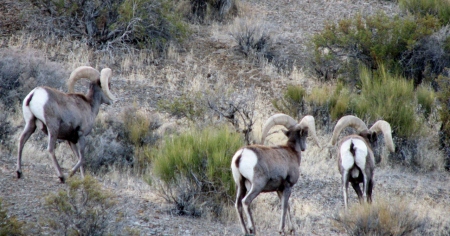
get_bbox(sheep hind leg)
[235,182,248,235]
[242,186,261,235]
[366,179,373,203]
[351,182,364,204]
[342,171,350,210]
[16,120,37,178]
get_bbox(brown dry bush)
[188,0,239,23]
[43,175,117,236]
[23,0,189,54]
[0,49,67,111]
[333,199,427,236]
[83,107,161,174]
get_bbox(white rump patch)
[352,139,368,170]
[231,148,257,182]
[27,87,48,124]
[340,139,368,171]
[340,140,355,171]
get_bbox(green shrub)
[399,0,450,25]
[157,93,206,122]
[309,65,422,139]
[0,199,24,236]
[272,85,307,117]
[309,12,440,83]
[416,84,435,119]
[437,74,450,170]
[44,175,116,236]
[353,65,422,139]
[333,199,426,235]
[148,126,244,217]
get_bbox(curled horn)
[100,68,116,101]
[331,115,368,145]
[67,66,101,93]
[261,113,297,144]
[370,120,395,152]
[298,115,321,148]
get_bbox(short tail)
[350,140,356,157]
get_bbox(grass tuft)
[333,199,427,236]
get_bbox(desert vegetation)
[0,0,449,235]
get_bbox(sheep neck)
[85,83,103,116]
[287,140,302,165]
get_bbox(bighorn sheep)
[231,113,321,235]
[330,115,395,209]
[16,66,116,183]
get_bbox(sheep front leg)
[277,188,294,235]
[69,135,85,178]
[48,133,64,183]
[69,141,85,178]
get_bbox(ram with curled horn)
[231,113,321,235]
[16,66,116,183]
[330,115,395,209]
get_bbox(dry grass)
[333,197,426,235]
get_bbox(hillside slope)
[1,0,449,235]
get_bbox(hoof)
[16,170,22,179]
[59,176,65,183]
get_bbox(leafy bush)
[44,175,116,236]
[309,12,440,84]
[148,126,244,217]
[0,199,24,236]
[399,0,450,25]
[333,199,427,235]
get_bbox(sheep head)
[331,115,395,152]
[261,113,321,150]
[67,66,116,103]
